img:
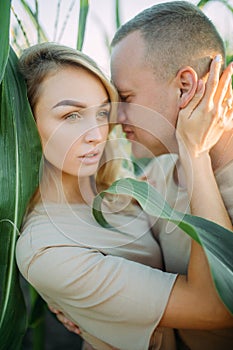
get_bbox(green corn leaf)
[197,0,233,12]
[0,47,42,350]
[76,0,89,51]
[19,0,48,42]
[115,0,121,29]
[93,177,233,315]
[0,0,11,83]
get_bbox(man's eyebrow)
[52,100,85,109]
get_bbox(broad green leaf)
[0,0,11,83]
[93,178,233,315]
[0,47,42,350]
[76,0,89,51]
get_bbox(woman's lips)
[78,149,101,164]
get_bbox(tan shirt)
[144,154,233,350]
[16,202,177,350]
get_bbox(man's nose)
[117,102,127,124]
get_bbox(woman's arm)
[159,57,233,328]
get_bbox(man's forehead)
[111,32,146,66]
[110,72,131,93]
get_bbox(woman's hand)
[176,56,233,158]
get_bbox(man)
[110,1,233,349]
[52,2,233,349]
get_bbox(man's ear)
[176,67,198,108]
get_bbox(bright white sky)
[11,0,233,76]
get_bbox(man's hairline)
[111,28,170,81]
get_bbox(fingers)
[214,61,233,106]
[48,305,60,314]
[223,96,233,131]
[225,78,232,102]
[222,82,232,116]
[203,55,222,104]
[206,58,233,128]
[56,313,81,335]
[219,66,233,128]
[48,305,81,335]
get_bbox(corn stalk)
[0,3,42,348]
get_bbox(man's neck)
[174,131,233,188]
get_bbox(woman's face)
[35,66,110,179]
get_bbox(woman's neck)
[41,170,95,205]
[63,175,95,204]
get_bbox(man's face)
[111,31,181,158]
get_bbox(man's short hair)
[111,1,225,79]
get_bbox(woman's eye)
[65,113,82,121]
[97,110,110,120]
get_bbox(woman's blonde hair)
[19,42,124,210]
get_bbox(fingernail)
[215,55,222,63]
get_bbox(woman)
[16,42,233,350]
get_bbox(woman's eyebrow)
[52,98,110,109]
[99,97,110,105]
[100,100,111,107]
[52,100,86,109]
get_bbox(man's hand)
[48,305,81,335]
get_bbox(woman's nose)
[84,125,103,143]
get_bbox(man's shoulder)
[144,154,178,179]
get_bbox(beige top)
[16,202,177,350]
[144,154,233,350]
